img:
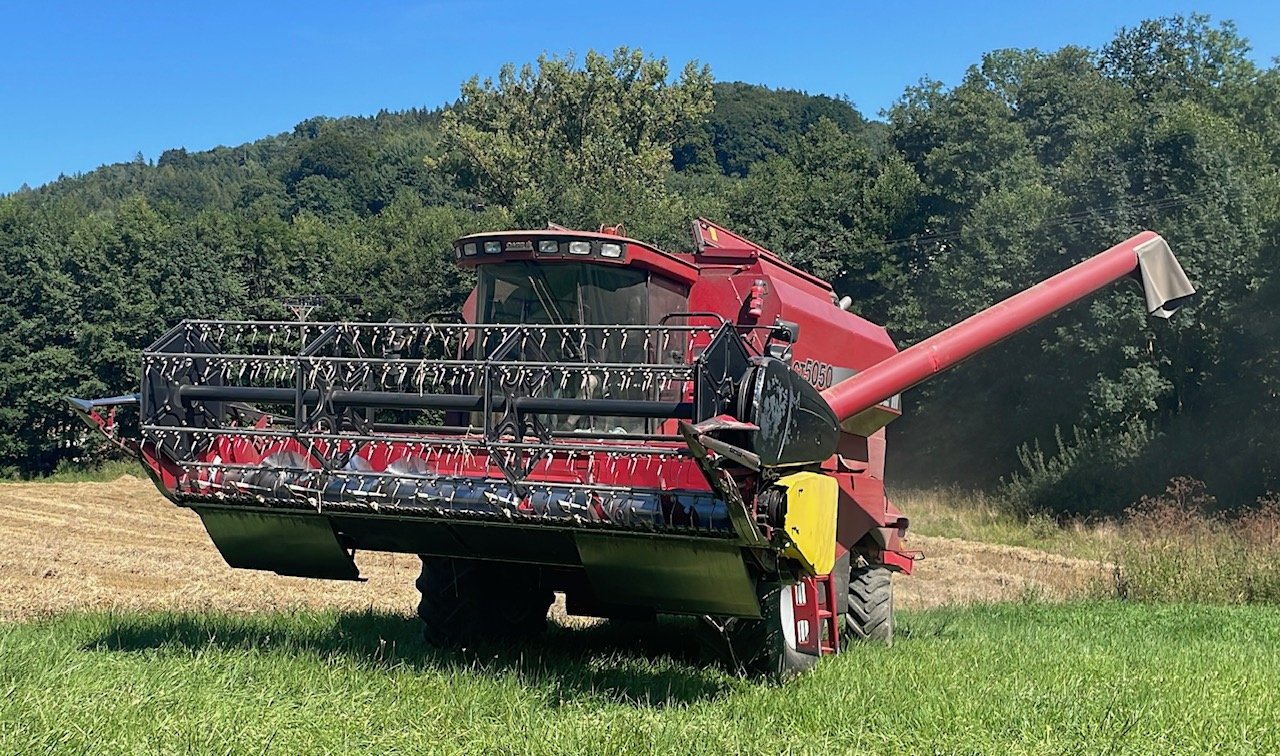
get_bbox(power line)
[845,185,1233,257]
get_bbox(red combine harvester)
[71,220,1194,677]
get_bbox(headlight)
[600,242,622,258]
[568,241,591,255]
[483,241,502,254]
[463,243,477,256]
[538,239,560,254]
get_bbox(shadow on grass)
[84,610,736,707]
[897,612,959,641]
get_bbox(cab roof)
[453,219,838,296]
[453,228,700,285]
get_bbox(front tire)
[416,557,553,647]
[844,564,893,645]
[721,579,820,680]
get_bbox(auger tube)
[820,231,1196,426]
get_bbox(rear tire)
[721,579,820,680]
[416,557,553,648]
[844,564,893,645]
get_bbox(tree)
[725,118,922,326]
[1100,14,1256,109]
[675,82,873,176]
[884,15,1280,511]
[431,47,714,243]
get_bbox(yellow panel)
[776,471,839,575]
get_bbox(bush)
[1110,477,1280,603]
[999,423,1154,517]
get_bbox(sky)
[2,1,1278,193]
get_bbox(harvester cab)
[70,219,1195,678]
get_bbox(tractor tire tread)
[844,565,893,645]
[416,557,553,648]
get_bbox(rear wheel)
[720,579,820,680]
[844,564,893,645]
[416,557,553,647]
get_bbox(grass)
[900,480,1280,605]
[896,487,1116,560]
[8,459,141,484]
[1,603,1278,754]
[1111,479,1280,603]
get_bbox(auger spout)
[820,231,1196,427]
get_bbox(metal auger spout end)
[1134,234,1196,318]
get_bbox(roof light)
[568,241,591,255]
[600,242,622,258]
[463,243,477,257]
[483,241,502,254]
[538,239,560,254]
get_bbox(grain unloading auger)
[70,221,1194,677]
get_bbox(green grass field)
[1,602,1276,754]
[894,487,1118,560]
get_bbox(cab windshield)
[475,262,687,434]
[479,262,650,326]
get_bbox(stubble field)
[0,475,1103,621]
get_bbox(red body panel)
[453,220,909,560]
[681,223,905,552]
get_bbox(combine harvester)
[71,220,1193,677]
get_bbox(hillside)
[12,82,876,218]
[1,22,1278,513]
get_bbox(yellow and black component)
[774,471,838,575]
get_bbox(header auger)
[71,220,1194,677]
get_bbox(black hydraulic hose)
[177,385,693,419]
[180,385,318,404]
[512,397,693,418]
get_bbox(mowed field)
[3,477,1278,753]
[0,475,1104,621]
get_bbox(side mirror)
[771,319,800,343]
[768,319,800,361]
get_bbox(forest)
[1,14,1275,514]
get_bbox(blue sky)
[2,1,1277,193]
